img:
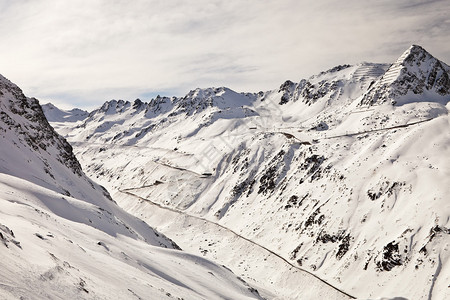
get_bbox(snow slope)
[42,103,88,123]
[47,45,450,300]
[0,74,267,300]
[0,174,265,300]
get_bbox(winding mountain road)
[119,188,356,299]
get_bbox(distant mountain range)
[42,44,450,300]
[0,72,267,299]
[3,44,449,300]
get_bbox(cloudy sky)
[0,0,449,109]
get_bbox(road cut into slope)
[118,188,354,300]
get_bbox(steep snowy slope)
[0,74,266,300]
[48,45,450,300]
[0,174,266,300]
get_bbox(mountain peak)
[408,44,425,52]
[42,103,89,123]
[399,44,434,66]
[360,45,450,105]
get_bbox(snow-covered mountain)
[361,45,450,106]
[0,74,271,299]
[42,102,89,123]
[46,45,450,300]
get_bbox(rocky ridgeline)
[0,74,83,177]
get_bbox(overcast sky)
[0,0,449,109]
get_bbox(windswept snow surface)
[47,45,450,299]
[0,74,265,300]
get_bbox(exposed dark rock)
[257,150,286,195]
[284,194,309,210]
[278,80,296,105]
[377,241,402,271]
[367,181,404,201]
[336,234,351,260]
[289,243,303,260]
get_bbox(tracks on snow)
[276,117,435,144]
[119,188,356,299]
[323,117,434,140]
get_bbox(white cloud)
[0,0,449,109]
